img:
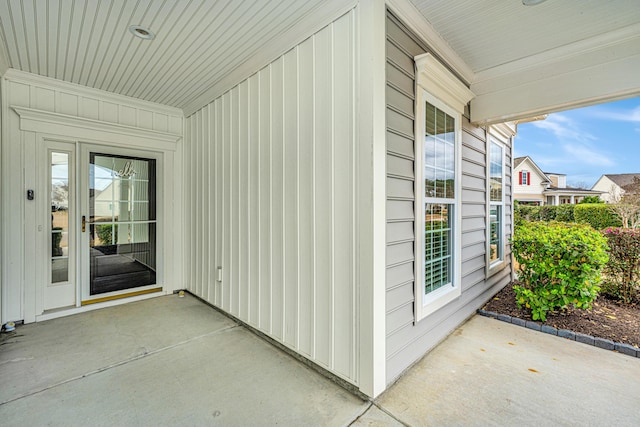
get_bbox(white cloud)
[562,143,614,167]
[531,114,596,142]
[594,105,640,123]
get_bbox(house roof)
[0,0,638,119]
[513,156,550,184]
[601,173,640,188]
[543,187,603,194]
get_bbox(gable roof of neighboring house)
[599,173,640,189]
[513,156,550,184]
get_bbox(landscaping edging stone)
[477,309,640,358]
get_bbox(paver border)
[477,309,640,358]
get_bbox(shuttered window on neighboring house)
[519,170,530,185]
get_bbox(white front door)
[79,145,160,304]
[39,141,161,312]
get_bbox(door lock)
[82,216,86,232]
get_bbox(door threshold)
[81,287,163,306]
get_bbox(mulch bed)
[483,283,640,348]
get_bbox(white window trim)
[487,136,506,275]
[414,54,474,322]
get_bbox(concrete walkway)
[1,295,639,426]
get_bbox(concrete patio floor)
[1,294,639,426]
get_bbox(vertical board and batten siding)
[385,12,513,384]
[183,11,358,385]
[1,72,182,323]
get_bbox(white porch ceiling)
[0,0,352,115]
[0,0,638,121]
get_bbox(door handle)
[82,215,86,232]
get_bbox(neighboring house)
[592,174,640,203]
[514,156,602,205]
[0,1,638,399]
[513,156,550,205]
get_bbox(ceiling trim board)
[385,0,474,84]
[182,0,358,117]
[4,69,183,117]
[470,53,640,125]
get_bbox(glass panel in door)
[45,145,76,311]
[89,153,157,295]
[51,152,70,283]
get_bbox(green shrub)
[539,206,557,221]
[601,228,640,303]
[554,204,575,222]
[580,196,604,204]
[95,224,116,245]
[511,221,609,321]
[515,205,541,223]
[574,203,622,230]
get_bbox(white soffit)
[0,0,353,115]
[404,0,640,124]
[409,0,640,73]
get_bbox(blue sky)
[514,96,640,188]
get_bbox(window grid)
[489,141,504,265]
[423,100,455,296]
[424,203,452,294]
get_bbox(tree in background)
[609,177,640,228]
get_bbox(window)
[414,53,474,321]
[520,170,530,185]
[488,140,504,268]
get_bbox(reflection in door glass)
[51,152,69,283]
[89,154,156,295]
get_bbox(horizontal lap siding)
[385,12,513,384]
[184,11,358,385]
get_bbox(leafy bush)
[574,203,622,230]
[515,204,539,224]
[554,204,575,222]
[95,224,116,245]
[539,206,557,221]
[580,196,604,204]
[601,228,640,303]
[511,221,609,321]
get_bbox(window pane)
[490,142,503,202]
[425,203,452,294]
[425,101,456,200]
[490,205,502,263]
[425,102,436,135]
[90,153,156,295]
[51,152,69,283]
